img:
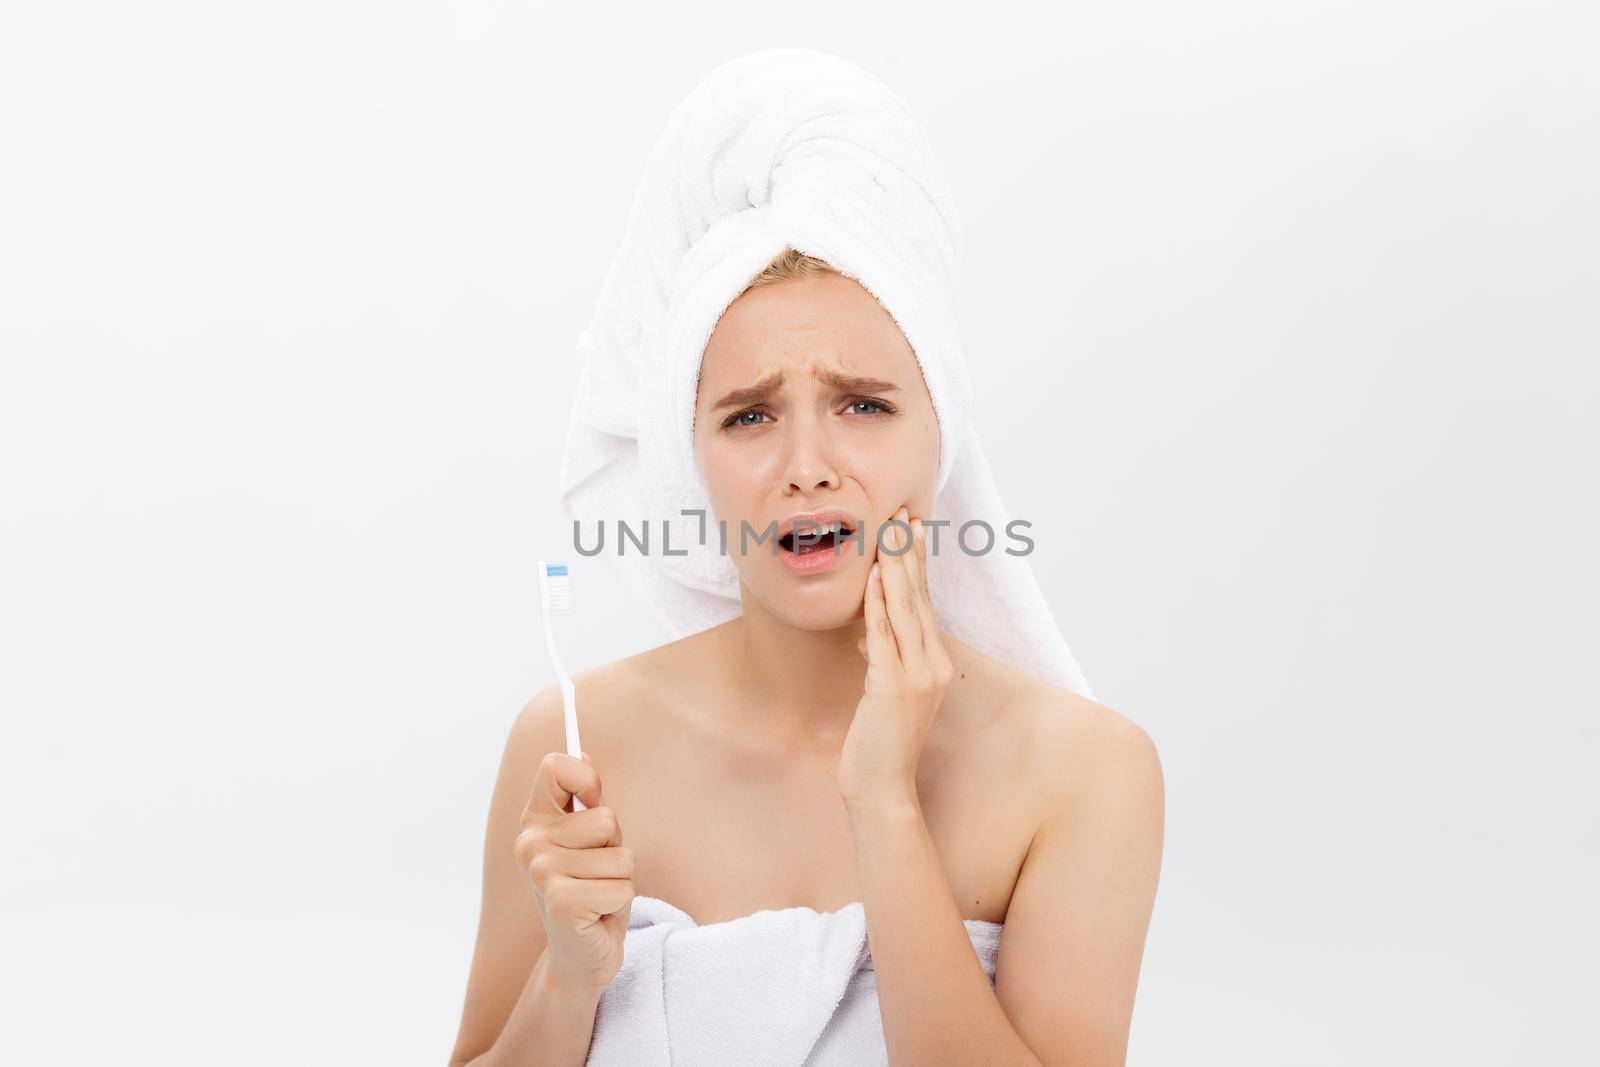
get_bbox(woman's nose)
[782,416,840,493]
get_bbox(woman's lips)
[777,529,854,575]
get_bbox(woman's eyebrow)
[818,370,901,395]
[710,371,784,412]
[708,369,900,412]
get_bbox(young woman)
[447,250,1165,1066]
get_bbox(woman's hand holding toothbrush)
[514,751,635,993]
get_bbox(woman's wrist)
[531,951,609,1007]
[475,952,605,1067]
[841,780,922,822]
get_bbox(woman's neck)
[715,597,870,752]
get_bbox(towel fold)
[558,46,1094,697]
[585,895,1004,1065]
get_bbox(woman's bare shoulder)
[1004,673,1163,822]
[939,639,1160,819]
[507,626,721,772]
[1012,674,1154,750]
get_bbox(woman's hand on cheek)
[837,506,954,812]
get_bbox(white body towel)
[585,895,1004,1065]
[558,47,1095,699]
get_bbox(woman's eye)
[722,399,892,430]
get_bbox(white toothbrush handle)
[560,675,585,811]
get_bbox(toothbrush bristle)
[543,562,571,615]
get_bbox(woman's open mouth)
[776,517,857,575]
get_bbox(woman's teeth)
[781,521,849,553]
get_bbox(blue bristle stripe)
[545,563,568,576]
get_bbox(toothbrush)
[536,560,585,812]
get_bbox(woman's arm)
[846,785,1042,1065]
[848,700,1164,1067]
[991,701,1165,1065]
[451,954,603,1067]
[842,511,1165,1065]
[446,687,605,1067]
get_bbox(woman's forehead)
[701,275,917,382]
[701,345,913,389]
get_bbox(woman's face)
[692,271,940,629]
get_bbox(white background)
[3,2,1596,1064]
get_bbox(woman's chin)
[777,606,864,633]
[746,579,866,632]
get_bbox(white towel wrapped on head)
[558,45,1094,696]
